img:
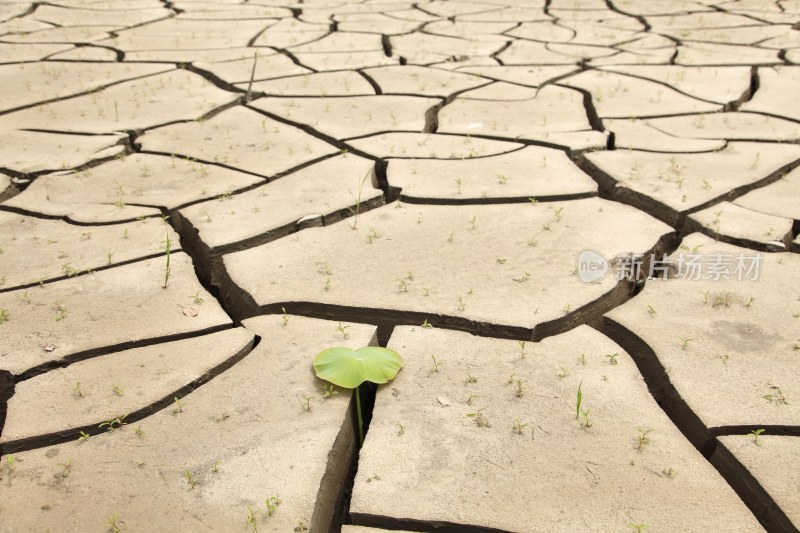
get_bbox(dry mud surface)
[1,1,799,532]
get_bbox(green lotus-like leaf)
[313,346,404,389]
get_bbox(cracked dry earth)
[1,1,800,533]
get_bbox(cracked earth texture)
[0,0,799,532]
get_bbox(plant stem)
[355,386,364,446]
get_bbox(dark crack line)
[422,80,493,133]
[398,191,597,205]
[0,249,179,295]
[597,316,716,454]
[351,513,514,533]
[268,45,319,73]
[711,440,799,533]
[356,69,382,95]
[683,156,800,216]
[555,83,605,132]
[0,66,176,117]
[14,323,234,383]
[0,331,256,455]
[215,226,670,344]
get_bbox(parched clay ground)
[0,0,799,532]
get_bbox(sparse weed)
[172,397,186,414]
[106,513,124,533]
[299,394,313,411]
[58,459,72,477]
[763,385,788,405]
[749,428,765,446]
[184,469,199,489]
[467,408,491,428]
[636,427,653,450]
[335,322,350,339]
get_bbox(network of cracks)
[0,0,799,531]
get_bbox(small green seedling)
[191,290,204,304]
[184,469,198,489]
[558,366,570,379]
[281,307,289,326]
[662,467,676,477]
[5,454,15,471]
[397,423,405,435]
[78,431,90,443]
[606,353,619,365]
[246,506,259,532]
[106,513,124,533]
[347,168,372,230]
[421,318,432,328]
[313,346,403,445]
[513,419,529,434]
[749,428,765,446]
[172,397,186,414]
[212,459,221,473]
[54,303,67,322]
[628,524,648,533]
[636,427,653,450]
[99,414,128,432]
[576,381,583,420]
[513,271,531,283]
[647,305,656,317]
[299,394,314,411]
[73,381,84,397]
[679,336,694,350]
[465,394,479,406]
[464,373,478,385]
[467,408,491,428]
[265,496,282,516]
[430,355,443,372]
[457,296,466,311]
[112,385,124,396]
[58,459,72,477]
[397,279,409,292]
[518,341,526,358]
[515,379,524,398]
[335,322,350,339]
[578,353,586,366]
[323,384,338,399]
[579,408,592,428]
[468,216,477,230]
[135,426,145,438]
[0,309,9,326]
[324,277,331,291]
